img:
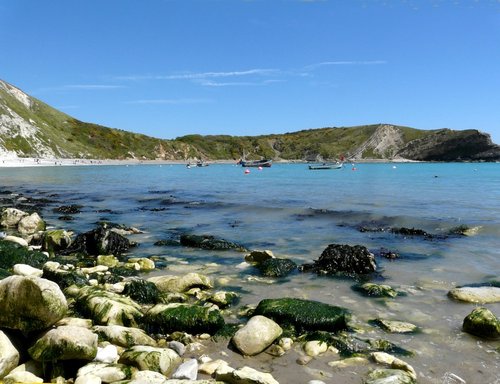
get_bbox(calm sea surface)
[1,162,499,383]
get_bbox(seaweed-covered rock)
[253,298,350,333]
[300,244,376,276]
[148,272,213,293]
[42,262,89,289]
[122,279,162,304]
[61,226,132,256]
[245,250,275,263]
[53,205,82,214]
[17,213,45,236]
[352,283,398,298]
[0,240,48,269]
[0,276,67,333]
[371,319,419,334]
[462,307,500,339]
[2,235,28,248]
[206,291,240,308]
[144,303,224,335]
[96,255,119,267]
[119,346,181,376]
[0,330,19,378]
[448,286,500,304]
[365,368,416,384]
[371,352,417,380]
[448,225,481,236]
[126,257,155,271]
[391,227,434,239]
[93,325,156,348]
[232,315,283,356]
[28,326,98,361]
[42,230,73,256]
[1,208,28,228]
[257,258,297,278]
[180,234,247,251]
[75,286,143,327]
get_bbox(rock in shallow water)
[448,286,500,303]
[232,315,283,356]
[462,307,500,339]
[119,345,181,376]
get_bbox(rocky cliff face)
[397,129,500,161]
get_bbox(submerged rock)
[0,276,67,333]
[180,234,247,251]
[448,286,500,304]
[253,298,350,333]
[144,303,224,335]
[462,307,500,339]
[257,258,297,278]
[352,283,399,298]
[365,368,416,384]
[371,319,419,334]
[232,315,283,356]
[300,244,376,276]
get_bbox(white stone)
[232,315,282,356]
[371,352,417,380]
[3,235,29,247]
[17,213,45,235]
[75,374,102,384]
[172,358,198,380]
[216,365,279,384]
[120,345,181,376]
[303,340,328,357]
[3,371,43,384]
[1,208,28,227]
[448,286,500,304]
[77,362,135,383]
[0,330,19,378]
[12,264,43,277]
[130,370,166,384]
[93,345,118,364]
[198,359,229,375]
[93,325,156,348]
[278,337,293,351]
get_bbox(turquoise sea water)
[1,162,499,383]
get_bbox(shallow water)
[1,162,499,383]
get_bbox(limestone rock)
[0,276,67,333]
[17,213,45,235]
[0,330,19,378]
[1,208,28,228]
[172,358,198,380]
[96,255,119,268]
[93,325,156,348]
[215,365,279,384]
[119,345,181,376]
[77,362,136,383]
[371,352,416,380]
[353,283,398,298]
[29,325,98,361]
[328,356,369,368]
[75,374,102,384]
[148,272,213,293]
[93,345,119,364]
[448,286,500,304]
[2,371,43,384]
[232,315,282,356]
[372,319,419,334]
[3,235,28,247]
[127,257,155,271]
[130,370,166,384]
[365,368,416,384]
[303,340,328,357]
[75,286,143,327]
[12,264,43,277]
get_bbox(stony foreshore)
[0,195,499,384]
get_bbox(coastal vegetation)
[2,79,500,162]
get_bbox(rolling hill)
[1,79,499,162]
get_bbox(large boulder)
[1,208,28,228]
[232,315,282,356]
[0,330,19,378]
[148,272,213,293]
[61,225,131,256]
[93,325,156,347]
[143,303,224,335]
[119,346,181,376]
[180,234,247,251]
[448,286,500,304]
[462,307,500,339]
[17,213,45,236]
[300,243,376,276]
[75,286,143,327]
[0,276,67,333]
[253,298,350,333]
[28,326,98,361]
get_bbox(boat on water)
[308,162,343,170]
[238,159,272,167]
[186,161,210,168]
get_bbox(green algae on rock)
[253,298,350,333]
[256,258,297,278]
[122,279,163,305]
[0,240,48,270]
[462,307,500,339]
[143,303,225,335]
[352,283,399,298]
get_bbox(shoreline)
[0,157,422,168]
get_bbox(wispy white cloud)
[126,98,213,105]
[63,84,125,90]
[305,60,388,70]
[115,68,279,82]
[196,79,285,87]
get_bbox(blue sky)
[1,0,500,144]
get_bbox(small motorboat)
[308,162,343,170]
[238,159,272,167]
